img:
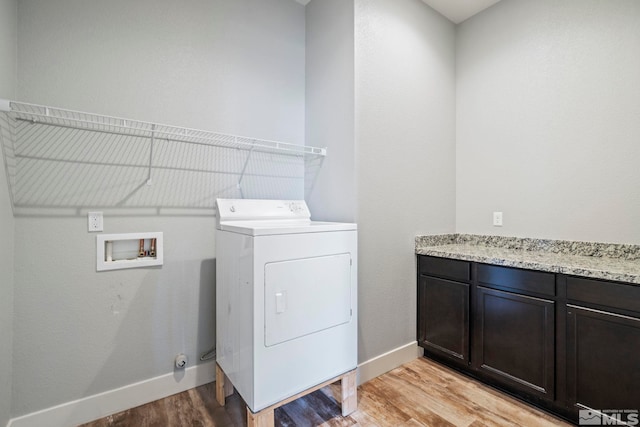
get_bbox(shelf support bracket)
[147,124,155,186]
[237,139,254,198]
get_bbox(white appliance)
[215,198,357,412]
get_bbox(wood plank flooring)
[79,357,571,427]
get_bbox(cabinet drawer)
[566,276,640,313]
[418,256,471,282]
[477,264,555,297]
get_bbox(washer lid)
[218,219,357,236]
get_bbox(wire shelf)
[6,101,327,157]
[0,100,326,215]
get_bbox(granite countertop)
[415,234,640,285]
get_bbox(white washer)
[215,199,357,412]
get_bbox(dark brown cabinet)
[473,263,557,403]
[565,276,640,417]
[566,306,640,412]
[474,286,555,401]
[418,276,469,364]
[417,257,470,367]
[417,254,640,424]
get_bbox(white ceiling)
[295,0,502,25]
[420,0,502,23]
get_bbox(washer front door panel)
[264,253,352,347]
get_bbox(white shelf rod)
[2,99,327,157]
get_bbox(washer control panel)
[288,201,306,213]
[216,199,311,228]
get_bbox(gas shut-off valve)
[175,353,188,369]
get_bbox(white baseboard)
[7,360,216,427]
[7,344,421,427]
[357,341,422,385]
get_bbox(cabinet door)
[475,287,555,401]
[567,305,640,413]
[418,276,469,365]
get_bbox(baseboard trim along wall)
[357,341,422,385]
[7,360,217,427]
[7,343,420,427]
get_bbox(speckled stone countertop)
[415,234,640,285]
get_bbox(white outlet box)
[96,232,163,271]
[493,211,503,227]
[88,212,103,232]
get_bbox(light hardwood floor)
[80,357,572,427]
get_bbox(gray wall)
[17,0,305,143]
[354,0,456,361]
[0,0,16,424]
[305,0,355,223]
[12,0,305,417]
[0,0,16,97]
[456,0,640,244]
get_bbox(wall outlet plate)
[88,212,103,232]
[493,211,503,227]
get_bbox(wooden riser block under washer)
[215,363,357,427]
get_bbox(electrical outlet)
[493,211,503,227]
[88,212,103,232]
